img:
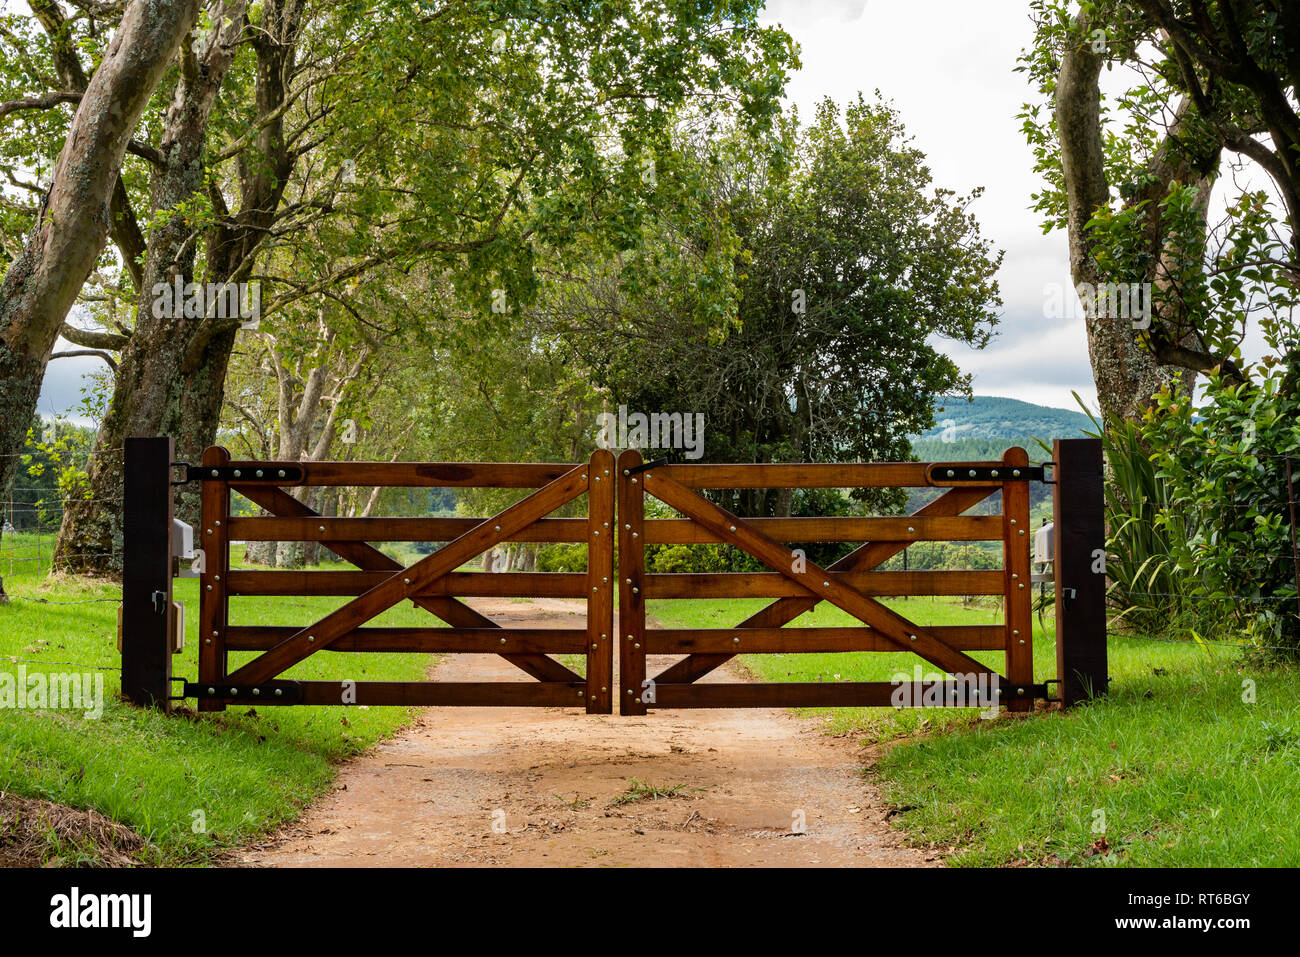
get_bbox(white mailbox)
[172,518,195,560]
[1034,522,1054,565]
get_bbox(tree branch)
[60,322,130,350]
[49,349,117,371]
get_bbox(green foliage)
[1095,406,1193,635]
[535,542,588,573]
[1018,1,1300,399]
[553,95,1002,512]
[1140,369,1300,657]
[877,542,1002,572]
[4,418,94,533]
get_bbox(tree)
[1020,0,1300,427]
[549,97,1003,516]
[0,0,200,599]
[38,0,796,574]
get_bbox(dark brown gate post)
[121,436,174,709]
[1053,437,1107,705]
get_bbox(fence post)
[1053,437,1107,706]
[121,436,174,709]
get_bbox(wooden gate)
[615,447,1047,715]
[185,448,615,712]
[120,437,1104,713]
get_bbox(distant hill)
[912,395,1093,449]
[906,396,1095,519]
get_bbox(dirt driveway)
[235,598,938,868]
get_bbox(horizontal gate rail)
[225,626,591,653]
[195,461,575,487]
[658,461,1042,489]
[641,570,1005,599]
[649,682,1047,709]
[644,625,1006,654]
[186,680,588,707]
[184,679,1048,708]
[226,516,590,542]
[642,515,1003,543]
[226,570,589,597]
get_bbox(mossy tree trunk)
[0,0,201,597]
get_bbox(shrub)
[1139,369,1300,658]
[535,542,588,573]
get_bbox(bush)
[646,543,736,573]
[1100,411,1192,635]
[1138,369,1300,658]
[535,542,587,573]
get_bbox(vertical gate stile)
[586,450,615,713]
[1001,446,1034,712]
[198,446,231,713]
[617,448,646,715]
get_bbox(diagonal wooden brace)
[227,463,590,685]
[643,469,1002,682]
[653,484,998,684]
[231,484,581,683]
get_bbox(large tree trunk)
[1055,15,1177,429]
[0,0,200,598]
[53,3,248,574]
[1056,12,1225,429]
[53,0,321,575]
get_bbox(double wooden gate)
[117,438,1106,714]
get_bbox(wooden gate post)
[121,436,174,709]
[1053,437,1107,706]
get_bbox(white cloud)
[763,0,1093,409]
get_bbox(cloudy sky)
[758,0,1095,414]
[36,0,1097,421]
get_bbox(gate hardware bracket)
[170,462,193,486]
[167,676,190,702]
[186,464,305,483]
[996,682,1050,701]
[626,457,667,476]
[184,681,304,704]
[927,463,1046,485]
[1042,678,1061,703]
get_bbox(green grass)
[648,595,1300,866]
[0,532,435,865]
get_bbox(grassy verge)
[648,595,1300,866]
[0,534,435,865]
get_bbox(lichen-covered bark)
[56,0,305,574]
[0,0,201,583]
[0,346,45,601]
[1056,13,1177,429]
